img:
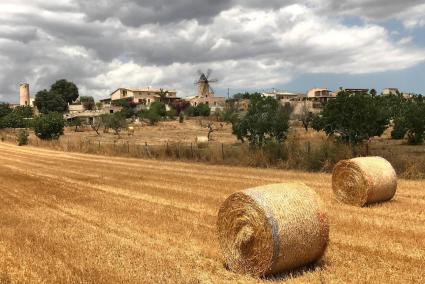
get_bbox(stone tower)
[19,83,30,106]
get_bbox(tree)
[139,102,166,125]
[149,101,167,117]
[299,102,314,132]
[185,103,211,117]
[33,112,65,140]
[80,96,95,110]
[171,100,190,115]
[112,99,136,118]
[312,91,389,145]
[68,117,82,132]
[50,79,79,104]
[197,103,211,117]
[232,94,290,147]
[13,106,33,118]
[0,103,12,118]
[34,90,67,114]
[104,112,128,136]
[397,96,425,145]
[220,102,239,124]
[0,112,26,129]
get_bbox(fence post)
[145,142,149,157]
[191,143,193,158]
[222,143,225,160]
[127,141,130,154]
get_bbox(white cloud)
[0,0,424,102]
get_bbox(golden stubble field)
[0,142,424,283]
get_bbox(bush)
[391,119,407,140]
[179,113,184,123]
[167,108,177,119]
[33,112,65,140]
[185,103,211,117]
[16,129,29,146]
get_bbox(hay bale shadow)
[265,260,327,282]
[222,259,327,281]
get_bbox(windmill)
[195,69,218,98]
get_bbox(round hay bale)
[332,156,397,207]
[217,183,329,276]
[195,136,208,148]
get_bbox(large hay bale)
[195,136,208,148]
[217,183,329,276]
[332,156,397,207]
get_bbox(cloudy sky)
[1,0,424,103]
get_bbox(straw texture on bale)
[196,136,208,148]
[217,183,329,276]
[332,156,397,207]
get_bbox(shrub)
[16,129,29,146]
[185,103,211,117]
[33,112,65,140]
[391,118,407,140]
[179,113,184,123]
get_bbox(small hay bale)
[217,183,329,276]
[195,136,208,148]
[332,156,397,207]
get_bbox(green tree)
[33,112,65,140]
[220,102,239,124]
[232,94,290,147]
[104,112,128,135]
[312,91,389,145]
[80,96,95,110]
[68,117,82,132]
[13,106,33,118]
[197,103,211,117]
[0,103,12,118]
[399,96,425,145]
[149,101,167,117]
[0,112,26,129]
[112,99,136,118]
[50,79,79,104]
[299,103,314,132]
[34,90,67,114]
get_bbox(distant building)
[382,88,399,96]
[262,89,301,102]
[187,73,225,112]
[307,88,332,98]
[342,88,370,95]
[19,83,33,106]
[107,87,178,109]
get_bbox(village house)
[102,87,179,109]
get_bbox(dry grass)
[0,142,424,283]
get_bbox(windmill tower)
[195,69,218,98]
[19,83,30,106]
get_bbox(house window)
[123,90,127,97]
[110,110,114,114]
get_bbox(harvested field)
[0,142,424,283]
